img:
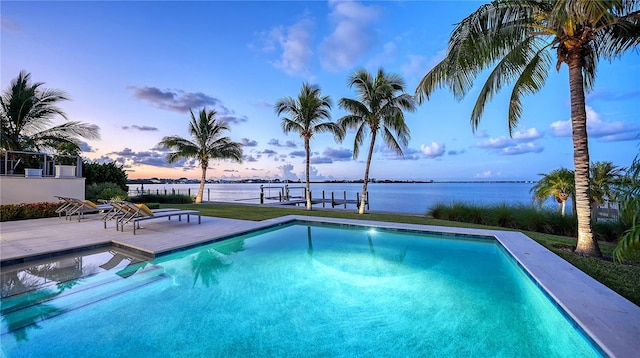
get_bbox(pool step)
[0,265,169,336]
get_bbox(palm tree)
[415,1,640,257]
[531,168,575,217]
[275,83,344,211]
[338,68,416,214]
[590,161,623,221]
[1,70,99,152]
[158,108,242,204]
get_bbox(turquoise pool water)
[1,222,601,357]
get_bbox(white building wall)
[0,176,85,205]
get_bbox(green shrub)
[85,182,128,202]
[428,203,447,219]
[1,202,62,221]
[593,220,627,242]
[83,160,128,191]
[491,204,520,229]
[426,202,625,240]
[128,194,194,204]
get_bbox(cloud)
[289,150,306,157]
[218,114,248,125]
[121,125,158,131]
[79,141,94,153]
[241,138,258,147]
[254,99,273,108]
[129,86,220,113]
[477,128,544,155]
[319,0,381,71]
[277,163,299,180]
[107,147,193,168]
[501,142,544,155]
[549,106,640,142]
[366,41,397,68]
[268,15,315,76]
[269,139,297,148]
[379,146,421,160]
[259,149,278,157]
[420,142,446,158]
[308,166,327,180]
[309,156,333,164]
[447,149,466,155]
[403,49,446,81]
[243,155,258,162]
[512,128,543,141]
[308,147,354,164]
[323,147,352,161]
[113,147,201,169]
[474,170,502,178]
[1,16,21,33]
[401,54,427,79]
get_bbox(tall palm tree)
[275,83,344,211]
[590,161,623,221]
[531,168,575,217]
[415,0,640,257]
[158,108,242,204]
[338,68,416,214]
[1,70,99,152]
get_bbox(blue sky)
[2,1,639,181]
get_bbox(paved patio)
[0,213,278,264]
[1,213,639,357]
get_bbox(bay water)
[129,182,557,215]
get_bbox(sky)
[2,0,639,182]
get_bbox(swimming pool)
[1,222,603,356]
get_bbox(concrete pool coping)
[1,214,639,356]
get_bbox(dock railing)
[260,185,369,211]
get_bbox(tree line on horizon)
[2,1,639,260]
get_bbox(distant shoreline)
[127,179,537,185]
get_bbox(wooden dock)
[260,185,369,210]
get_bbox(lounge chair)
[102,201,181,229]
[113,201,201,234]
[56,197,112,221]
[55,196,78,218]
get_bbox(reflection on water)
[0,248,150,341]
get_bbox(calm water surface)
[130,182,556,214]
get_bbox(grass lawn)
[164,202,640,307]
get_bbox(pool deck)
[1,213,639,357]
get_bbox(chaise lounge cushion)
[135,203,154,216]
[83,200,99,209]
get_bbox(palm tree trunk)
[359,132,377,214]
[561,199,566,217]
[568,56,601,257]
[196,165,206,204]
[305,138,312,211]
